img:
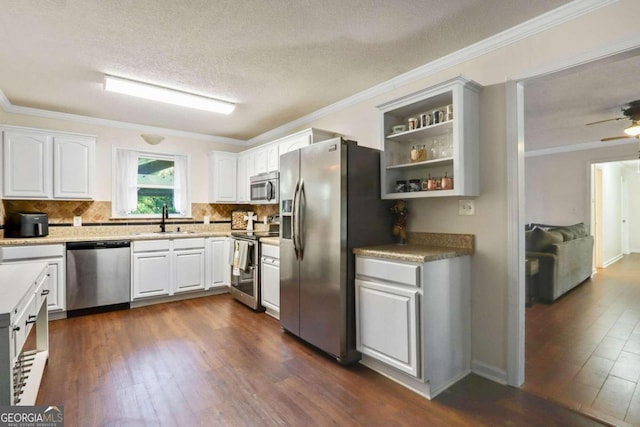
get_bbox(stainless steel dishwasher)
[66,240,131,316]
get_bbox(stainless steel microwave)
[250,171,279,204]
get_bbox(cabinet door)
[356,278,420,377]
[209,239,226,289]
[278,132,311,154]
[132,252,171,299]
[261,257,280,313]
[45,259,65,312]
[236,154,248,202]
[254,147,267,175]
[210,152,237,202]
[53,136,95,199]
[2,130,52,198]
[267,144,279,172]
[174,249,205,293]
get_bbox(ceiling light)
[624,121,640,136]
[104,75,235,115]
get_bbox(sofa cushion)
[554,227,575,241]
[526,227,564,252]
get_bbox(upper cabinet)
[2,126,95,200]
[209,151,237,203]
[276,128,335,155]
[378,77,480,199]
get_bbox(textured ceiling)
[525,52,640,151]
[0,0,570,141]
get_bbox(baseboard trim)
[602,253,624,268]
[471,360,507,385]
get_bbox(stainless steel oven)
[229,231,279,311]
[250,171,279,204]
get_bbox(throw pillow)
[526,227,563,252]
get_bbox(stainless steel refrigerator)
[279,137,392,363]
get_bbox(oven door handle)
[292,179,300,260]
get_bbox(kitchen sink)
[134,230,196,236]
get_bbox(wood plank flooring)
[525,253,640,426]
[37,294,604,426]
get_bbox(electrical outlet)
[458,200,476,216]
[203,216,210,224]
[73,216,82,226]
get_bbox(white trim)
[506,81,526,387]
[472,360,508,385]
[526,138,639,158]
[0,89,246,146]
[630,248,640,253]
[602,253,624,268]
[247,0,615,145]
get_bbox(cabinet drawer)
[173,238,205,250]
[356,257,419,287]
[261,243,279,259]
[133,240,171,252]
[0,244,64,261]
[34,268,48,310]
[13,292,37,358]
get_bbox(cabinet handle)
[13,326,20,332]
[26,315,37,325]
[41,289,50,296]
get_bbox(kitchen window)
[112,148,191,218]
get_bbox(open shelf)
[386,120,453,142]
[386,157,453,170]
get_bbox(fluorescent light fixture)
[104,75,235,114]
[624,121,640,136]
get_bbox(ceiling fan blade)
[600,135,633,142]
[586,117,626,126]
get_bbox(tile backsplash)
[1,200,279,226]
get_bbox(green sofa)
[525,223,594,303]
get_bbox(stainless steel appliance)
[66,240,131,316]
[4,212,49,238]
[250,171,279,204]
[279,137,392,363]
[229,231,279,310]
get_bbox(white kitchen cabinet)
[206,237,227,289]
[0,244,66,312]
[260,243,279,318]
[2,126,95,200]
[378,76,480,199]
[254,146,268,175]
[132,240,171,299]
[209,151,237,203]
[276,128,335,155]
[355,254,471,399]
[236,153,248,203]
[53,136,95,199]
[356,278,419,377]
[267,144,279,172]
[173,238,205,293]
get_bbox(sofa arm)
[525,251,558,302]
[549,236,594,295]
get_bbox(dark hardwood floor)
[37,294,604,426]
[525,253,640,426]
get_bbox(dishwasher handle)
[66,240,131,250]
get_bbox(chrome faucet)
[160,202,168,232]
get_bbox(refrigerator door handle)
[298,178,305,261]
[292,179,300,260]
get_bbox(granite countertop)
[259,236,280,246]
[353,232,474,263]
[0,224,271,246]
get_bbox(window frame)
[111,147,192,219]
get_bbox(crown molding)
[0,0,617,147]
[247,0,617,145]
[0,88,247,146]
[525,137,638,158]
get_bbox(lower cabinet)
[0,244,65,312]
[260,243,280,318]
[132,238,206,300]
[355,254,471,399]
[206,237,229,289]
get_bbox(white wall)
[623,165,640,252]
[600,163,623,265]
[1,0,639,381]
[525,144,637,226]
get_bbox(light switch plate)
[458,200,476,216]
[73,216,82,226]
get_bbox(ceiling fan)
[586,100,640,141]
